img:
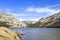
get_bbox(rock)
[22,20,36,27]
[0,27,20,40]
[34,12,60,27]
[0,13,26,28]
[15,31,24,39]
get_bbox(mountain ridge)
[0,12,60,28]
[0,13,26,28]
[32,12,60,28]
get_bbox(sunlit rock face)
[22,20,37,27]
[0,13,26,28]
[0,27,20,40]
[34,12,60,27]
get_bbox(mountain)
[30,12,60,28]
[0,13,26,28]
[22,20,36,27]
[1,12,60,28]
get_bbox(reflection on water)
[10,28,60,40]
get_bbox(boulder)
[15,31,24,39]
[0,27,20,40]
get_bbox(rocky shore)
[0,27,24,40]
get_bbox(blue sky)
[0,0,60,21]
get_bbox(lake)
[10,28,60,40]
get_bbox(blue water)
[10,28,60,40]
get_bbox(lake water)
[10,28,60,40]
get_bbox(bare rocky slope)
[0,13,26,28]
[31,12,60,28]
[22,20,36,27]
[1,12,60,28]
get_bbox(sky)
[0,0,60,21]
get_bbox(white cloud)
[26,18,39,21]
[46,4,60,8]
[26,7,35,12]
[19,18,39,21]
[19,18,25,21]
[35,8,57,13]
[5,8,11,12]
[25,4,60,15]
[6,12,26,17]
[5,8,9,12]
[13,13,26,17]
